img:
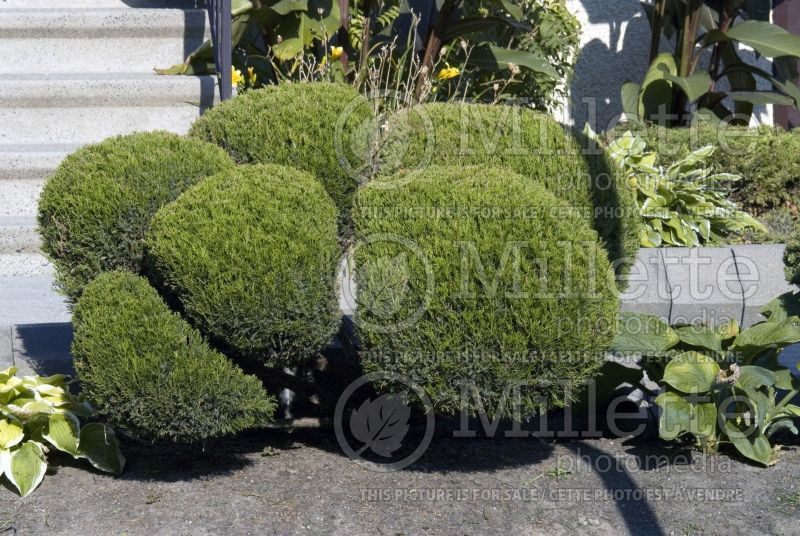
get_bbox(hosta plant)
[0,367,125,497]
[608,131,763,247]
[604,294,800,466]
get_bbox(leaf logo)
[349,393,411,458]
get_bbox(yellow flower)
[247,66,257,86]
[232,67,244,89]
[330,46,344,61]
[435,66,460,81]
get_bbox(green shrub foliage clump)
[72,271,276,443]
[611,125,800,215]
[354,166,620,417]
[37,132,234,301]
[189,82,374,217]
[784,221,800,286]
[146,164,341,368]
[375,102,639,280]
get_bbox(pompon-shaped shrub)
[72,271,276,443]
[375,102,639,283]
[353,166,620,417]
[146,164,341,368]
[609,124,800,215]
[784,222,800,286]
[188,82,374,218]
[37,131,234,302]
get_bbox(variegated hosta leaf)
[0,419,24,450]
[7,442,47,497]
[43,412,80,456]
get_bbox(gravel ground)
[1,424,799,536]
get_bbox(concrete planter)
[620,244,794,328]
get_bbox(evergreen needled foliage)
[37,132,234,302]
[354,166,619,418]
[188,82,374,220]
[784,222,800,286]
[146,164,341,368]
[375,102,639,284]
[72,272,275,443]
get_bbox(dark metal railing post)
[207,0,233,101]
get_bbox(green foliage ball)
[375,102,639,284]
[72,271,276,443]
[189,82,374,220]
[146,164,341,368]
[353,165,620,417]
[37,131,234,302]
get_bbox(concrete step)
[0,73,215,144]
[0,144,77,181]
[1,0,202,8]
[0,275,69,327]
[0,107,204,145]
[0,73,217,108]
[0,252,52,278]
[0,9,208,74]
[0,180,44,217]
[0,215,41,255]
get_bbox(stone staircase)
[0,0,214,330]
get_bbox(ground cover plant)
[605,293,800,466]
[607,125,800,243]
[607,131,763,247]
[354,165,619,417]
[37,132,234,302]
[0,367,125,497]
[145,164,342,368]
[375,101,639,281]
[71,271,276,443]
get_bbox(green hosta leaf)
[735,366,776,392]
[761,291,800,323]
[612,312,679,354]
[674,326,724,355]
[621,81,641,119]
[78,423,125,476]
[766,418,798,438]
[779,404,800,418]
[7,442,47,497]
[0,419,24,450]
[724,420,777,466]
[729,319,800,364]
[656,391,699,440]
[43,412,80,456]
[662,352,720,394]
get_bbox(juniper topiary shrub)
[146,164,341,368]
[608,124,800,216]
[353,166,620,417]
[374,102,639,283]
[72,271,276,443]
[188,82,374,219]
[37,132,234,302]
[784,221,800,286]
